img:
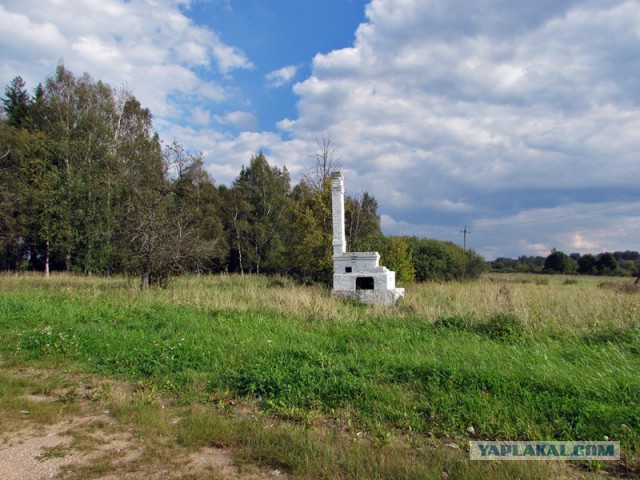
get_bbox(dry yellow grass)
[2,272,638,335]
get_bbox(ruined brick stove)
[330,171,404,305]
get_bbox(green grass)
[0,272,639,477]
[171,404,578,480]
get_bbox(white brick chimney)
[330,171,404,305]
[331,171,346,255]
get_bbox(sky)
[1,0,640,260]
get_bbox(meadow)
[0,273,638,478]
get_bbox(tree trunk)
[44,239,50,278]
[234,222,244,275]
[141,262,150,289]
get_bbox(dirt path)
[0,369,284,479]
[0,410,244,479]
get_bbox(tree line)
[489,250,639,276]
[0,66,484,287]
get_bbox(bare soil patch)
[0,368,283,479]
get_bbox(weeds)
[476,313,524,339]
[36,444,71,461]
[20,325,78,357]
[433,313,524,339]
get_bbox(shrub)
[407,237,485,282]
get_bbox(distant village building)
[330,171,404,305]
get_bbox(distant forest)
[489,250,639,276]
[0,65,484,287]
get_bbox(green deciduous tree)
[287,180,333,284]
[233,152,290,274]
[577,254,597,275]
[345,191,381,250]
[596,252,618,275]
[219,183,250,274]
[543,249,575,274]
[13,129,69,276]
[168,143,227,273]
[352,234,415,285]
[115,96,170,288]
[380,236,415,284]
[0,123,23,269]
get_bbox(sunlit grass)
[2,271,637,334]
[0,271,638,477]
[0,366,598,479]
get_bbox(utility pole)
[460,226,470,251]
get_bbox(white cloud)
[517,240,551,258]
[0,0,252,127]
[276,0,640,258]
[0,5,67,56]
[210,40,253,73]
[155,121,288,186]
[215,111,259,131]
[72,35,122,63]
[571,233,599,251]
[380,213,464,245]
[176,41,210,66]
[204,131,286,184]
[197,82,227,102]
[265,65,298,88]
[192,107,211,126]
[381,214,437,237]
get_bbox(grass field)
[0,273,638,478]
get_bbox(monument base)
[331,288,405,306]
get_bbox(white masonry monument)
[331,171,405,305]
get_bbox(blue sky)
[2,0,640,260]
[180,0,370,132]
